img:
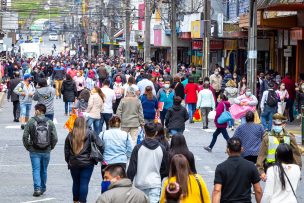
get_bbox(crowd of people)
[0,54,303,203]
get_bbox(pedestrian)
[8,71,22,122]
[86,86,105,135]
[52,61,65,99]
[238,76,247,96]
[212,138,262,203]
[256,113,302,182]
[184,76,199,123]
[197,83,216,129]
[13,73,35,129]
[282,73,296,122]
[261,143,301,203]
[190,66,200,83]
[276,82,289,115]
[99,116,133,173]
[116,86,145,144]
[74,88,90,115]
[73,70,86,97]
[137,73,157,96]
[61,74,77,116]
[209,69,222,100]
[64,117,103,203]
[224,80,238,130]
[140,86,159,123]
[97,164,148,203]
[127,122,168,203]
[296,82,304,118]
[173,76,185,100]
[112,75,124,114]
[165,96,189,135]
[204,93,230,152]
[260,82,278,131]
[23,104,58,197]
[67,65,77,78]
[221,68,232,91]
[100,79,116,131]
[233,111,264,163]
[160,154,210,203]
[96,64,109,86]
[169,134,197,173]
[122,76,139,97]
[33,79,56,121]
[157,79,175,125]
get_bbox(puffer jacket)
[165,105,189,130]
[61,79,77,102]
[64,129,104,168]
[224,87,238,105]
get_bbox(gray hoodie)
[33,86,56,114]
[13,81,36,105]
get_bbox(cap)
[272,113,287,125]
[23,73,32,80]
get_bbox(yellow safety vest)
[266,136,290,163]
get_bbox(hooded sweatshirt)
[127,138,168,190]
[165,104,189,130]
[33,86,56,114]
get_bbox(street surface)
[0,98,303,203]
[40,34,64,56]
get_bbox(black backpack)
[266,90,278,107]
[32,117,51,149]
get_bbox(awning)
[258,0,304,11]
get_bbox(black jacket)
[165,105,189,130]
[8,78,22,102]
[61,80,77,102]
[174,82,185,99]
[64,129,104,168]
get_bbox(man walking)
[52,62,65,99]
[100,79,116,130]
[23,104,58,197]
[212,138,262,203]
[8,71,22,122]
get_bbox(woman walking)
[160,154,210,203]
[204,93,230,152]
[238,76,247,96]
[73,70,86,97]
[276,82,289,115]
[74,88,90,116]
[184,76,199,123]
[140,86,158,123]
[61,74,77,116]
[261,144,301,203]
[64,117,103,203]
[86,87,104,135]
[113,75,124,114]
[224,80,238,130]
[197,83,215,129]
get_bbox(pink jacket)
[215,101,231,128]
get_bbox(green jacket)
[23,115,58,153]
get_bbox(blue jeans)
[70,166,94,203]
[20,103,32,118]
[228,119,234,128]
[209,128,230,149]
[187,103,197,122]
[142,187,161,203]
[29,152,50,191]
[261,105,276,131]
[87,117,100,135]
[45,114,54,121]
[169,129,184,136]
[100,113,112,131]
[65,102,73,115]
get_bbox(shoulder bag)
[89,132,104,164]
[283,167,298,203]
[195,175,204,203]
[217,103,232,124]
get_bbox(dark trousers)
[209,128,230,149]
[13,101,20,120]
[113,98,122,114]
[287,99,294,122]
[244,155,258,164]
[70,166,94,203]
[160,108,168,126]
[100,113,112,131]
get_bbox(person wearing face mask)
[276,82,289,115]
[190,67,200,83]
[157,79,175,125]
[73,71,86,97]
[282,73,296,122]
[152,66,161,78]
[256,113,302,182]
[97,164,148,203]
[209,69,222,100]
[238,76,247,96]
[221,68,232,91]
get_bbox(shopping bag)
[154,113,161,124]
[208,110,216,120]
[218,104,232,124]
[137,128,145,145]
[64,109,77,132]
[158,102,164,111]
[193,109,202,122]
[254,111,261,124]
[277,102,286,115]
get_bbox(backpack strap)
[195,175,204,203]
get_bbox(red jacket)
[282,76,296,99]
[184,83,199,104]
[215,101,231,128]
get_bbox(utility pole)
[109,5,114,57]
[202,0,210,77]
[144,0,151,62]
[170,0,177,75]
[247,0,257,95]
[124,0,131,63]
[98,2,104,56]
[88,7,92,60]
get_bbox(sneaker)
[21,124,25,130]
[204,146,212,152]
[14,119,19,122]
[41,189,46,195]
[33,189,41,197]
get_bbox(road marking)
[203,166,215,173]
[202,129,216,133]
[5,125,20,129]
[20,198,56,203]
[53,118,58,124]
[195,155,202,161]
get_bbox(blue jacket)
[140,94,158,120]
[157,88,175,110]
[52,66,65,80]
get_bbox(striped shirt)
[233,122,264,157]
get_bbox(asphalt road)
[40,33,64,56]
[0,98,303,203]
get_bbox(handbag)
[283,167,298,203]
[89,132,104,164]
[217,103,232,124]
[195,175,204,203]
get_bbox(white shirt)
[101,86,116,114]
[261,164,300,203]
[137,78,156,96]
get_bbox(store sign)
[290,29,304,41]
[191,21,204,38]
[284,46,292,57]
[154,29,162,47]
[192,40,223,50]
[224,40,238,50]
[192,40,203,50]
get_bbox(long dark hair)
[275,143,295,190]
[169,134,190,155]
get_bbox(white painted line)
[5,125,20,129]
[195,155,202,161]
[53,118,58,124]
[203,129,216,133]
[20,198,56,203]
[203,166,215,173]
[184,128,190,132]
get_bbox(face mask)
[116,78,122,83]
[273,125,283,133]
[164,84,170,89]
[242,80,246,83]
[101,181,111,193]
[301,85,304,89]
[245,92,252,97]
[155,69,159,73]
[204,81,210,84]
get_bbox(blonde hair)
[226,80,237,87]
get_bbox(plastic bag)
[137,128,145,145]
[277,102,286,115]
[208,110,216,120]
[193,109,202,122]
[64,109,77,132]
